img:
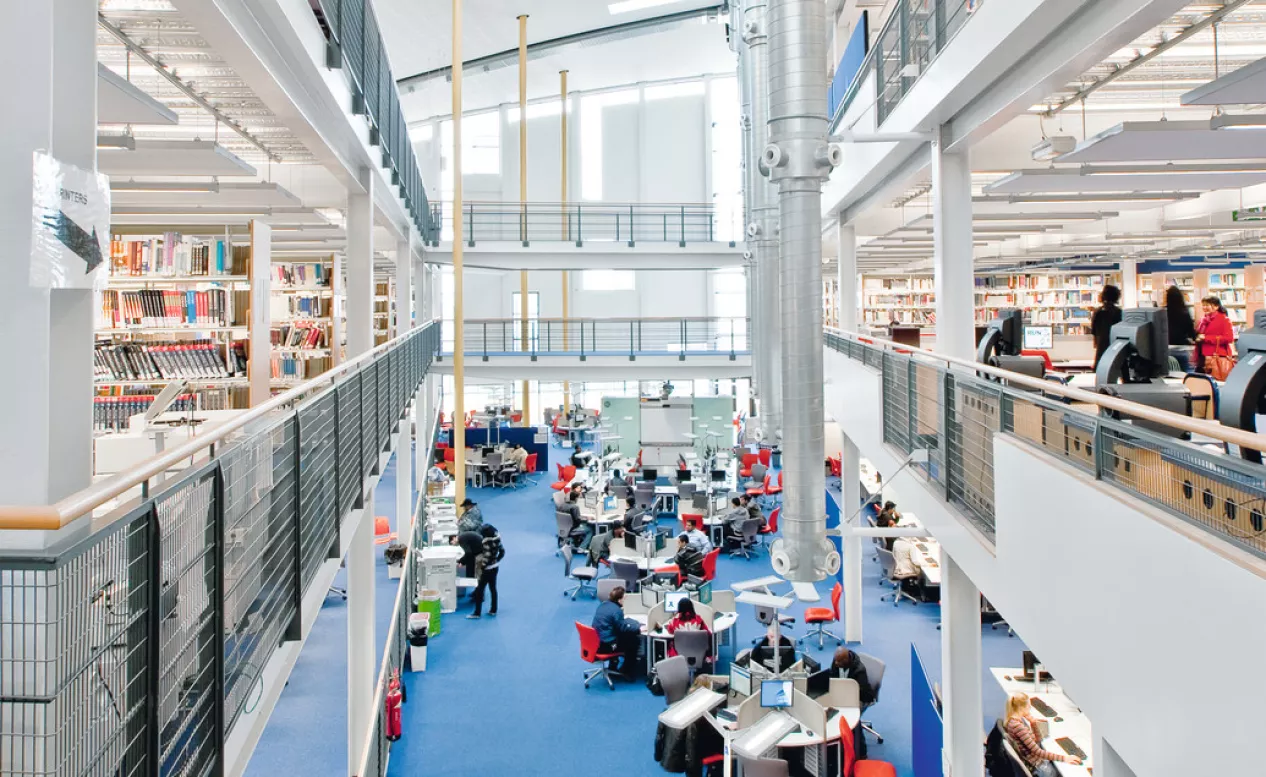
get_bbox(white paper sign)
[30,152,110,290]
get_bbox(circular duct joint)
[742,19,762,43]
[762,143,787,171]
[746,222,762,238]
[770,538,796,577]
[816,143,843,169]
[817,538,842,577]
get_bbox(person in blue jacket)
[591,585,642,677]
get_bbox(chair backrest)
[829,582,843,621]
[1020,348,1054,371]
[839,714,859,777]
[758,448,772,466]
[681,513,704,531]
[877,547,896,578]
[556,511,576,538]
[562,465,577,482]
[739,756,790,777]
[575,621,601,664]
[750,462,768,481]
[677,483,696,499]
[374,516,391,536]
[656,656,692,704]
[596,578,622,602]
[754,605,777,626]
[702,548,719,581]
[611,560,639,590]
[444,447,456,462]
[854,651,885,701]
[762,473,772,491]
[1183,373,1217,420]
[556,462,566,480]
[486,452,502,468]
[741,453,759,468]
[524,452,538,473]
[777,471,783,488]
[673,629,711,669]
[561,543,576,574]
[767,507,780,533]
[741,518,762,542]
[612,482,631,499]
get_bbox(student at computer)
[830,648,875,705]
[458,498,483,533]
[891,537,924,596]
[588,520,625,565]
[427,454,450,484]
[875,501,901,551]
[741,494,764,527]
[665,598,712,658]
[504,442,529,470]
[623,497,645,533]
[570,443,590,469]
[1004,693,1082,775]
[684,524,712,555]
[565,492,594,548]
[592,585,642,677]
[673,534,706,578]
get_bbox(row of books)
[973,274,1113,291]
[271,324,328,349]
[978,291,1100,307]
[94,341,247,382]
[863,277,936,291]
[101,289,246,328]
[271,354,332,381]
[269,294,332,319]
[93,394,197,433]
[110,236,250,277]
[272,263,331,287]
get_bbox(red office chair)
[747,473,770,498]
[766,471,783,501]
[759,507,779,549]
[443,447,456,473]
[829,455,842,477]
[681,513,704,532]
[511,412,523,423]
[739,453,758,478]
[701,548,719,582]
[551,464,576,491]
[372,516,396,545]
[1020,349,1054,372]
[522,452,539,480]
[758,448,772,467]
[839,714,896,777]
[575,621,624,690]
[798,582,843,650]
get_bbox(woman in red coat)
[1195,295,1235,376]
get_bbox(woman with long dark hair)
[1165,285,1197,372]
[1090,284,1123,369]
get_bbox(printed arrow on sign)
[43,210,103,273]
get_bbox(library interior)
[7,1,1266,777]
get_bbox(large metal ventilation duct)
[743,0,782,443]
[731,3,760,401]
[764,0,840,582]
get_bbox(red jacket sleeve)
[1209,314,1235,350]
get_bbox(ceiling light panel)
[1055,120,1266,163]
[985,166,1266,194]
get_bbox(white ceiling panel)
[1055,120,1266,163]
[984,167,1266,194]
[97,63,178,126]
[109,182,303,209]
[1183,56,1266,105]
[97,140,258,177]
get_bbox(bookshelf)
[270,258,336,388]
[861,275,936,327]
[973,271,1119,335]
[1141,268,1265,326]
[375,279,394,345]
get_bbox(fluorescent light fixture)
[1081,163,1266,176]
[97,134,135,151]
[110,181,219,194]
[608,0,683,13]
[976,193,1201,204]
[1210,114,1266,131]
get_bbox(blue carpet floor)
[250,440,1028,777]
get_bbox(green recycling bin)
[416,589,443,637]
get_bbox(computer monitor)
[754,645,797,672]
[806,668,833,699]
[711,469,726,482]
[730,664,753,698]
[482,446,495,457]
[664,591,689,613]
[760,679,793,709]
[1022,650,1052,682]
[642,468,659,482]
[677,469,692,483]
[623,532,638,551]
[1022,325,1053,350]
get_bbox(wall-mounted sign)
[30,152,110,290]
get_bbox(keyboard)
[1030,697,1058,717]
[1056,737,1088,761]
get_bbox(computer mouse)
[1053,717,1063,722]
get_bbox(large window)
[582,270,635,291]
[511,291,540,351]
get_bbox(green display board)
[599,396,641,458]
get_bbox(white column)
[347,492,374,776]
[941,552,983,777]
[248,222,272,406]
[841,435,863,642]
[395,238,413,544]
[0,0,95,516]
[346,176,374,358]
[1120,259,1138,309]
[331,251,345,366]
[837,217,857,332]
[931,130,974,361]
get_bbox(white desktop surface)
[778,707,861,745]
[735,591,795,609]
[909,538,942,586]
[627,611,738,637]
[732,575,785,592]
[992,668,1092,776]
[607,546,674,571]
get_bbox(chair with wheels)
[747,472,771,501]
[656,655,692,704]
[561,545,600,600]
[596,578,623,602]
[838,713,897,777]
[765,471,783,503]
[876,547,919,606]
[555,511,588,551]
[552,464,577,491]
[798,582,843,649]
[672,629,712,677]
[728,518,762,559]
[755,604,794,631]
[739,452,759,478]
[519,452,539,486]
[575,621,623,690]
[700,548,720,582]
[758,507,779,550]
[854,652,887,745]
[611,560,641,593]
[758,448,772,468]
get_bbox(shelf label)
[30,152,110,290]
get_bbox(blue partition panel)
[911,643,944,777]
[443,426,550,478]
[829,10,870,118]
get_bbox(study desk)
[723,706,862,776]
[908,538,942,587]
[992,668,1093,777]
[627,611,740,676]
[607,544,675,572]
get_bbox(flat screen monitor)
[754,645,797,672]
[664,591,689,613]
[1023,325,1053,350]
[730,665,753,698]
[482,446,495,457]
[624,532,638,551]
[677,469,692,483]
[642,468,659,482]
[806,668,833,699]
[760,679,793,709]
[711,469,727,482]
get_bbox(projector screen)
[640,405,693,444]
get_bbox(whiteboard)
[640,405,693,445]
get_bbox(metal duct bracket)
[770,536,841,578]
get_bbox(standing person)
[1090,284,1123,369]
[458,498,483,533]
[592,586,642,676]
[1196,295,1236,379]
[451,530,483,578]
[467,524,504,619]
[1165,285,1197,372]
[1003,693,1082,776]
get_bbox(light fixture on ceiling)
[976,193,1201,204]
[1210,114,1266,131]
[607,0,684,13]
[97,134,136,151]
[1081,163,1266,176]
[111,181,220,194]
[1031,136,1076,162]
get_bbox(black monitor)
[976,309,1024,362]
[806,668,833,699]
[482,446,495,456]
[753,644,797,672]
[642,468,658,482]
[1022,650,1052,682]
[677,469,692,483]
[623,532,638,551]
[1096,307,1169,384]
[711,469,726,482]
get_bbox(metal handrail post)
[679,205,686,247]
[628,204,635,247]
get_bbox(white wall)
[824,348,1266,777]
[452,268,719,320]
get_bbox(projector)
[1030,136,1076,162]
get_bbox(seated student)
[673,534,706,578]
[504,442,529,471]
[1004,693,1082,776]
[570,443,591,470]
[830,648,875,706]
[685,524,713,555]
[592,585,643,677]
[741,494,765,528]
[750,625,795,669]
[875,501,901,551]
[892,536,924,596]
[622,497,645,533]
[565,492,594,548]
[665,598,712,660]
[427,455,450,484]
[588,521,626,566]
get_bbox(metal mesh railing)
[0,322,441,777]
[442,317,750,360]
[432,201,737,246]
[829,329,1266,554]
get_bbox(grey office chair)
[612,482,631,500]
[611,560,640,593]
[552,490,567,510]
[876,547,919,606]
[625,509,646,534]
[596,578,623,602]
[754,604,795,631]
[691,492,710,512]
[656,656,691,705]
[672,629,711,676]
[561,545,599,600]
[635,484,656,511]
[854,651,887,744]
[746,462,768,487]
[728,518,762,559]
[677,482,697,502]
[737,756,789,777]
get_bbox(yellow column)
[452,0,466,504]
[560,69,571,414]
[518,14,531,426]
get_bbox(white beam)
[841,435,863,643]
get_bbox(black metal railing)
[312,0,437,241]
[430,201,739,247]
[441,317,750,362]
[0,323,441,777]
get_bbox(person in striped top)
[1003,693,1082,776]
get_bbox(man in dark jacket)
[831,647,875,706]
[673,534,705,578]
[587,521,625,565]
[451,530,483,578]
[467,525,504,619]
[592,585,641,675]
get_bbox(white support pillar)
[941,552,983,777]
[0,0,96,517]
[248,221,272,407]
[1121,259,1138,308]
[837,217,857,332]
[395,238,413,544]
[931,130,974,362]
[346,176,374,358]
[347,493,375,776]
[840,435,863,642]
